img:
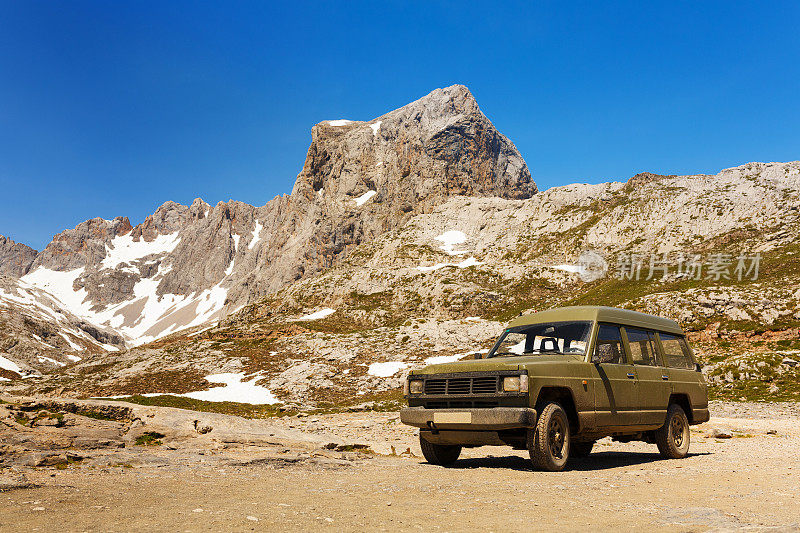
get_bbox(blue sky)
[1,1,798,250]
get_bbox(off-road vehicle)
[400,306,709,471]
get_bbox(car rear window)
[659,333,694,369]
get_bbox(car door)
[589,323,639,427]
[624,327,671,426]
[659,333,707,416]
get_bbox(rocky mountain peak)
[0,235,37,277]
[293,84,535,203]
[31,216,133,271]
[130,201,189,242]
[379,83,482,135]
[245,84,537,295]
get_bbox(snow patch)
[248,220,263,250]
[368,361,408,377]
[296,308,335,321]
[354,190,376,207]
[326,119,353,126]
[456,257,483,268]
[21,244,230,348]
[37,356,65,367]
[100,232,181,270]
[370,121,382,136]
[181,373,280,404]
[425,349,489,365]
[0,286,69,324]
[20,268,89,315]
[0,355,22,374]
[435,231,468,255]
[232,234,241,252]
[59,333,84,352]
[552,264,581,273]
[416,257,483,272]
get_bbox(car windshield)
[487,321,593,358]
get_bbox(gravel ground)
[1,401,799,532]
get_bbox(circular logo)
[576,249,608,282]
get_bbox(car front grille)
[423,376,500,395]
[424,379,446,395]
[409,371,528,410]
[472,377,499,393]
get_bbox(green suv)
[400,306,709,471]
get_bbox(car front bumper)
[400,406,537,431]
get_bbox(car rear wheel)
[656,403,690,459]
[529,403,570,471]
[571,441,594,458]
[419,435,461,466]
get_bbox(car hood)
[412,354,584,375]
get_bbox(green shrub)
[135,431,165,446]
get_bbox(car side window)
[660,333,694,369]
[592,324,624,364]
[626,328,662,366]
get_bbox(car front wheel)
[656,403,690,459]
[419,435,461,466]
[529,403,570,471]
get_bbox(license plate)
[434,412,472,424]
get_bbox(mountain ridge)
[0,84,537,370]
[2,159,798,406]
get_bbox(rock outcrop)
[30,217,134,272]
[0,235,37,277]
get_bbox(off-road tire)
[419,435,461,466]
[529,403,570,471]
[571,441,594,458]
[656,403,690,459]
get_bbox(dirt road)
[1,401,799,532]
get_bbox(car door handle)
[661,375,669,380]
[626,373,635,379]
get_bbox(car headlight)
[408,380,424,394]
[503,375,528,392]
